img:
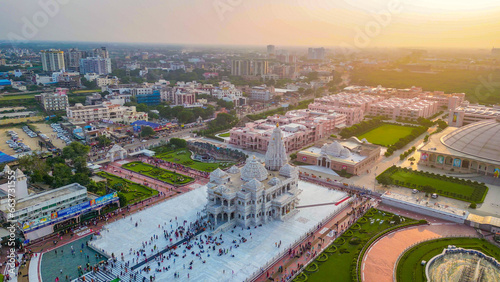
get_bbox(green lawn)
[0,94,36,101]
[218,132,230,137]
[298,209,415,282]
[122,161,194,185]
[380,167,488,203]
[97,172,158,205]
[154,149,234,172]
[358,124,414,147]
[396,238,500,282]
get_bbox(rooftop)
[1,183,87,212]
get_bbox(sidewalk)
[253,196,373,282]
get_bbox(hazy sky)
[1,0,500,48]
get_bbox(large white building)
[206,125,300,228]
[40,49,65,71]
[66,102,148,124]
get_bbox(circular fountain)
[425,245,500,281]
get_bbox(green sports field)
[396,238,500,282]
[358,124,414,146]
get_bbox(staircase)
[72,260,147,282]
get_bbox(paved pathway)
[361,216,479,282]
[253,195,373,282]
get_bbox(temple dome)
[210,168,229,184]
[321,141,350,158]
[267,177,282,186]
[441,119,500,162]
[241,155,268,182]
[279,163,298,178]
[227,165,240,174]
[243,178,263,191]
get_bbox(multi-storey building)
[367,97,439,120]
[79,57,112,75]
[0,166,119,240]
[252,60,268,76]
[449,104,500,127]
[231,60,251,76]
[229,109,346,153]
[35,88,69,111]
[308,103,364,126]
[64,48,86,72]
[66,102,148,124]
[213,81,246,106]
[250,85,275,101]
[313,93,385,112]
[95,75,119,87]
[40,49,65,71]
[267,45,275,56]
[206,125,299,227]
[136,90,161,106]
[308,47,325,60]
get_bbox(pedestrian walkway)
[253,197,373,282]
[361,221,479,282]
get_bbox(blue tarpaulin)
[0,150,17,164]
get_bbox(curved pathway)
[361,223,479,282]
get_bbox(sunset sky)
[1,0,500,48]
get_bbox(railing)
[245,199,354,282]
[287,199,369,282]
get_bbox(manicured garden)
[358,124,415,147]
[377,166,488,203]
[97,172,158,205]
[396,238,500,282]
[154,148,234,172]
[296,208,418,282]
[121,161,194,185]
[218,132,230,137]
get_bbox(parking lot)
[0,122,75,155]
[0,127,37,155]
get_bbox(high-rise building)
[253,60,268,76]
[64,48,86,72]
[231,60,251,76]
[308,47,326,60]
[267,45,275,56]
[91,47,109,58]
[79,57,112,75]
[40,49,65,71]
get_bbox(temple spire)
[265,125,288,171]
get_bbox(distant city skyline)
[1,0,500,49]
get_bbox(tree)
[149,112,159,120]
[136,103,149,113]
[168,138,187,148]
[53,163,73,187]
[377,174,393,186]
[117,192,127,207]
[62,142,90,160]
[97,135,112,148]
[178,110,194,124]
[140,126,156,137]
